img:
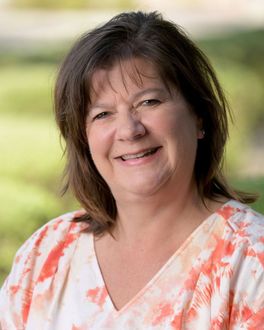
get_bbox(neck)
[113,181,207,247]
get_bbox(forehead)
[89,58,164,100]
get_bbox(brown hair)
[54,11,257,234]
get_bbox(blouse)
[1,200,264,329]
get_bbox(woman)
[1,11,264,329]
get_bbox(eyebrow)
[133,87,166,100]
[89,87,167,112]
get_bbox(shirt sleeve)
[0,212,84,330]
[236,258,264,329]
[228,213,264,329]
[243,309,264,330]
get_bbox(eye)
[141,99,161,107]
[93,111,110,121]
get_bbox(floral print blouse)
[1,200,264,329]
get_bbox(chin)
[118,177,171,199]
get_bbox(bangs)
[85,56,174,111]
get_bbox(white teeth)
[121,148,157,161]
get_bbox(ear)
[196,118,205,139]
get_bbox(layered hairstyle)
[54,11,257,234]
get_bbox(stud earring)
[198,129,205,139]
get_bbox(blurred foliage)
[0,64,55,117]
[198,29,264,171]
[0,28,264,285]
[0,115,78,284]
[10,0,136,9]
[231,176,264,213]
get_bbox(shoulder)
[220,200,264,248]
[215,200,264,279]
[9,210,89,282]
[0,210,90,328]
[217,201,264,326]
[22,209,89,250]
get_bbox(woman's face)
[86,58,203,202]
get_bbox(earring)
[198,129,205,139]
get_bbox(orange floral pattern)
[1,201,264,329]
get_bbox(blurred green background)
[0,0,264,285]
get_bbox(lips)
[119,147,160,161]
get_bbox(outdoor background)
[0,0,264,285]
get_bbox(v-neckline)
[91,200,234,315]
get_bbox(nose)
[116,111,146,141]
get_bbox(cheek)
[152,112,183,138]
[146,111,177,134]
[86,125,113,160]
[86,131,106,176]
[166,112,198,154]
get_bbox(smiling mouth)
[120,147,160,161]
